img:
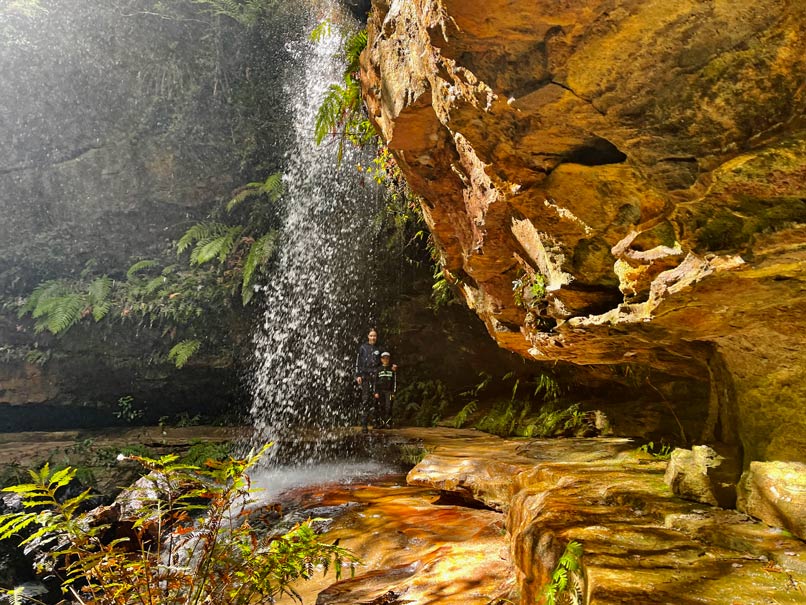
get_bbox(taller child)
[355,328,381,432]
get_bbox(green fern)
[144,275,167,295]
[241,233,276,305]
[309,19,332,43]
[18,280,66,318]
[452,400,477,428]
[88,276,113,321]
[543,541,584,605]
[177,222,229,255]
[168,339,201,369]
[343,28,367,71]
[126,259,159,280]
[190,226,244,265]
[313,26,375,163]
[34,293,85,335]
[226,172,284,212]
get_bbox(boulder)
[737,461,806,540]
[664,445,741,508]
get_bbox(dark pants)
[377,391,393,427]
[360,376,375,429]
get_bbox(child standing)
[372,352,397,428]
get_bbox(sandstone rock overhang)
[361,0,806,464]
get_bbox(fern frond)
[168,339,201,369]
[87,276,113,321]
[310,19,332,43]
[452,400,478,428]
[241,232,276,305]
[225,187,261,213]
[144,275,166,295]
[314,84,349,145]
[343,29,368,72]
[260,171,284,201]
[126,260,159,280]
[190,226,243,265]
[36,294,85,335]
[19,280,67,318]
[226,172,284,213]
[177,222,229,254]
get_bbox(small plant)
[396,380,451,427]
[513,271,547,310]
[312,22,373,164]
[637,441,673,460]
[113,395,144,424]
[0,446,358,605]
[522,404,590,438]
[397,444,429,467]
[452,400,478,428]
[541,541,584,605]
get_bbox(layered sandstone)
[361,0,806,464]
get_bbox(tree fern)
[168,339,201,369]
[241,232,276,305]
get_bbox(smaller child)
[372,352,397,428]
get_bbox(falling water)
[248,2,383,463]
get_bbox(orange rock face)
[361,0,806,463]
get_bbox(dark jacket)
[355,342,381,378]
[373,366,396,394]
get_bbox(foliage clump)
[541,541,585,605]
[14,170,284,368]
[0,446,357,604]
[450,372,595,439]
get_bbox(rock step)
[394,428,806,604]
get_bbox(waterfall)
[248,2,382,463]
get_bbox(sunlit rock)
[737,461,806,540]
[361,0,806,466]
[664,444,741,508]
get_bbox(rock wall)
[0,0,299,424]
[361,0,806,464]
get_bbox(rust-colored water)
[272,469,514,605]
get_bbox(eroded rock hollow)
[361,0,806,464]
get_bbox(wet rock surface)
[244,429,805,604]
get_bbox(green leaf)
[309,19,332,43]
[168,339,201,369]
[87,276,112,321]
[190,226,243,265]
[177,222,229,255]
[241,233,276,305]
[126,259,159,280]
